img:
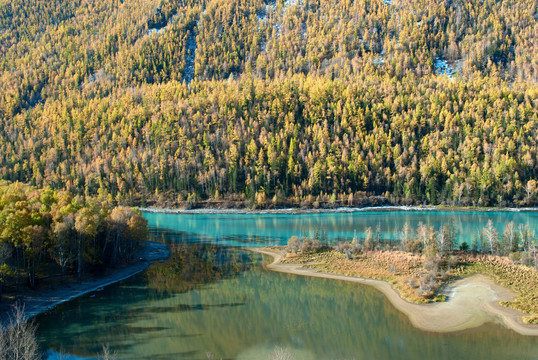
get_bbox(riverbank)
[0,241,170,323]
[249,247,538,336]
[140,205,538,214]
[140,205,436,214]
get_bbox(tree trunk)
[77,234,82,281]
[16,247,21,289]
[27,257,35,289]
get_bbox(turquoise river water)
[36,210,538,359]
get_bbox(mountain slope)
[0,0,537,207]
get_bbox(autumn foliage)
[0,181,149,298]
[0,0,536,208]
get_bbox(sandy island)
[249,247,538,336]
[0,241,169,323]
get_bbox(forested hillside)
[0,0,537,208]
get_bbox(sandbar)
[249,247,538,336]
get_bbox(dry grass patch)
[282,250,436,304]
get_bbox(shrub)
[310,239,322,253]
[407,277,420,288]
[405,239,423,253]
[521,251,535,267]
[418,274,440,298]
[423,255,441,274]
[508,251,521,263]
[300,237,321,253]
[334,241,351,254]
[300,238,312,252]
[351,242,362,255]
[287,236,300,253]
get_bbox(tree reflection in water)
[145,243,261,294]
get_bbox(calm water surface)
[36,211,538,359]
[145,209,538,246]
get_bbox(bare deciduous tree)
[502,222,517,255]
[417,222,428,250]
[483,220,498,254]
[287,236,300,253]
[270,346,295,360]
[0,304,39,360]
[364,227,373,250]
[400,222,412,251]
[101,344,116,360]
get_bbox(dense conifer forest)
[0,0,537,208]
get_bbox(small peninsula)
[248,224,538,337]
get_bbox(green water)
[144,209,538,246]
[36,211,538,359]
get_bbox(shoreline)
[0,241,170,323]
[140,205,538,215]
[248,247,538,336]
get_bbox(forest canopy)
[0,0,537,207]
[0,181,148,296]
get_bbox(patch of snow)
[435,58,464,79]
[257,10,267,32]
[435,58,455,77]
[264,0,276,15]
[147,27,164,36]
[373,55,384,66]
[285,0,298,7]
[147,11,181,36]
[258,4,269,22]
[382,0,393,5]
[300,23,307,39]
[275,23,281,37]
[82,69,110,89]
[169,12,182,25]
